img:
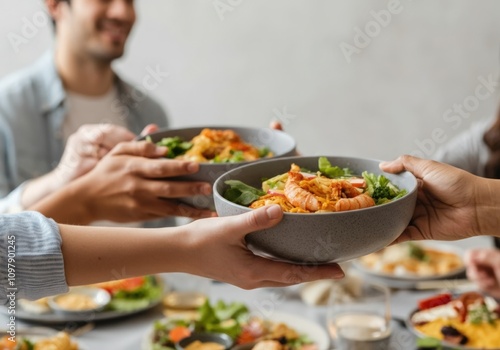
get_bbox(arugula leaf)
[153,136,193,159]
[318,157,352,178]
[195,300,249,340]
[223,180,265,206]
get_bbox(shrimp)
[334,193,375,212]
[339,179,362,198]
[284,171,320,211]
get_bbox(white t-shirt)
[63,87,127,141]
[63,87,141,227]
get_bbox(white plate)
[1,276,164,325]
[352,241,466,288]
[0,327,84,349]
[0,297,162,325]
[142,310,330,350]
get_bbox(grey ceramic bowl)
[213,156,418,264]
[175,332,234,350]
[139,126,296,210]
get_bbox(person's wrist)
[474,177,500,237]
[59,179,95,225]
[52,164,76,187]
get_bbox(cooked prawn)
[334,193,375,211]
[338,179,362,198]
[284,171,320,211]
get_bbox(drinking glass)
[326,280,391,350]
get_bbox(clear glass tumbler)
[326,280,391,350]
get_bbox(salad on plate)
[148,299,319,350]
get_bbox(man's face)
[57,0,136,62]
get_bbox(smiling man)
[0,1,214,224]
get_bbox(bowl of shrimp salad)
[139,126,297,211]
[213,156,417,265]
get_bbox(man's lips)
[99,23,131,43]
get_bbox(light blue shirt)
[0,51,173,227]
[0,211,67,303]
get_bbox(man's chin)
[91,47,125,63]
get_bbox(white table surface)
[2,278,424,350]
[3,236,494,350]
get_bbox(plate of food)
[352,241,465,288]
[139,126,297,210]
[0,328,81,350]
[142,299,329,350]
[406,291,500,349]
[4,275,164,324]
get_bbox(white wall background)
[1,0,500,160]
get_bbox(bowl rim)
[137,125,297,165]
[213,155,418,216]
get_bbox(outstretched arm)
[59,205,344,289]
[380,155,500,242]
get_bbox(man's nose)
[107,0,135,22]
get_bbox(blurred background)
[1,0,500,160]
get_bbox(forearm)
[21,170,68,209]
[59,224,188,286]
[474,177,500,237]
[28,180,93,225]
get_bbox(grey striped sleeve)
[0,211,68,304]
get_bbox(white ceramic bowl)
[175,332,234,350]
[213,156,418,265]
[48,287,111,315]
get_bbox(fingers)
[465,248,500,267]
[140,124,159,137]
[390,228,422,245]
[465,249,500,294]
[140,180,212,199]
[110,141,168,158]
[123,159,207,182]
[269,121,283,131]
[137,198,215,219]
[78,124,135,151]
[239,258,345,289]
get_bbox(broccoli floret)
[362,171,407,205]
[372,186,392,200]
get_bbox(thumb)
[379,155,417,174]
[230,205,283,238]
